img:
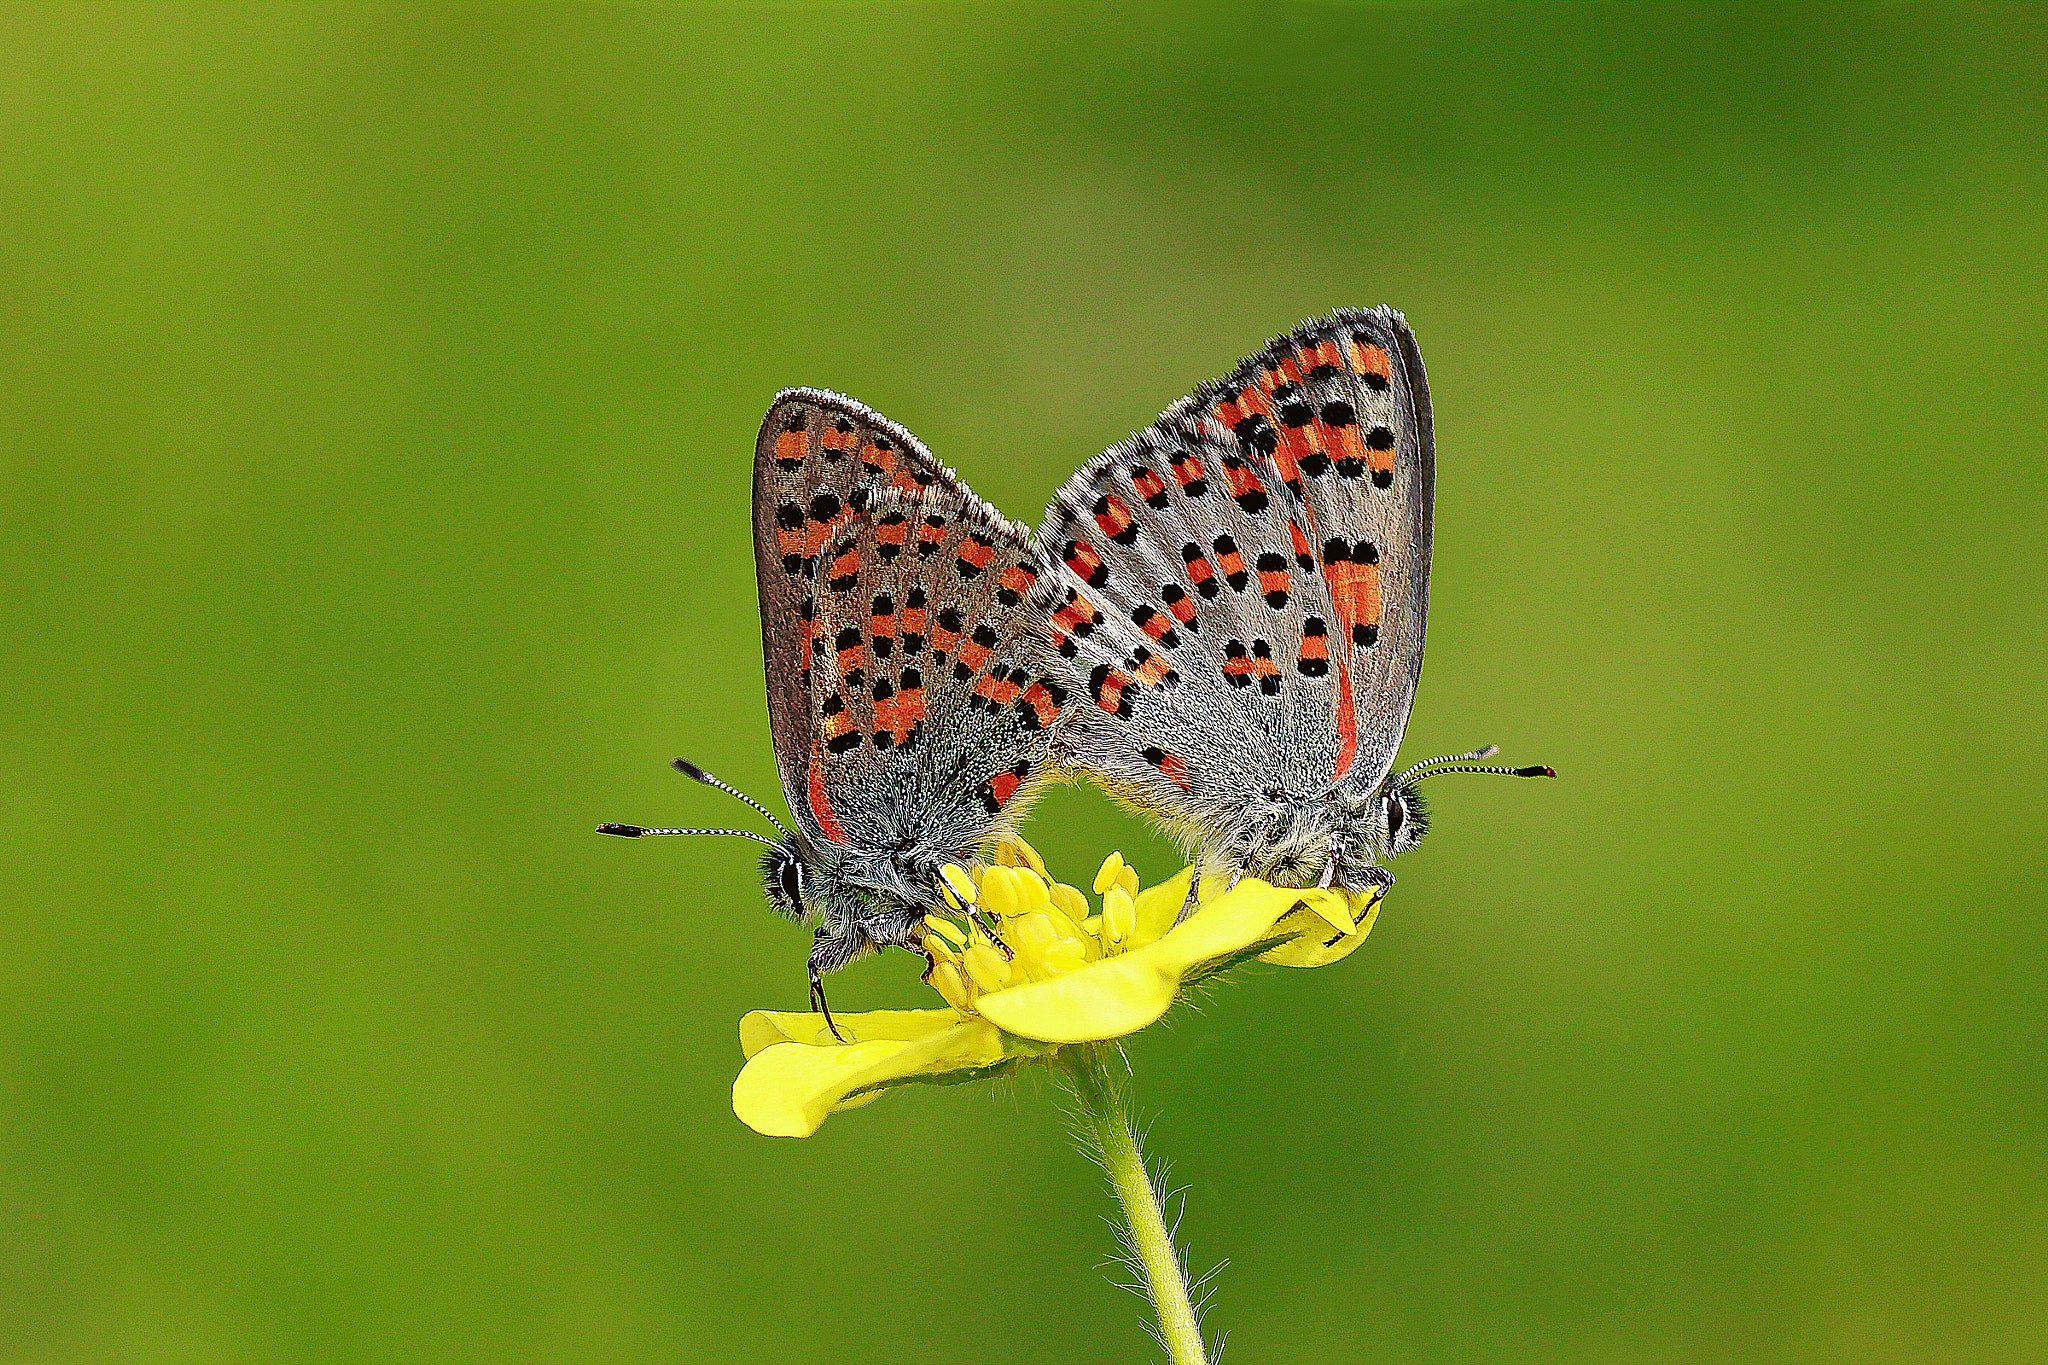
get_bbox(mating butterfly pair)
[602,309,1551,1029]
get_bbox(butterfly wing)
[805,486,1064,855]
[1031,308,1434,851]
[752,388,964,833]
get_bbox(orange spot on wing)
[1064,540,1105,583]
[1346,339,1392,385]
[1367,430,1397,477]
[955,633,994,674]
[972,671,1022,709]
[1093,494,1135,541]
[1329,560,1383,631]
[1052,591,1101,635]
[1159,750,1190,790]
[1222,459,1265,504]
[894,681,926,741]
[998,563,1037,601]
[1333,669,1357,779]
[774,429,808,465]
[825,545,862,583]
[1017,680,1060,730]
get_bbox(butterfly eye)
[779,858,805,908]
[1385,796,1406,841]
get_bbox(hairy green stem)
[1059,1043,1209,1365]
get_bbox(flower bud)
[977,864,1022,919]
[963,938,1015,993]
[1009,911,1094,979]
[924,916,968,949]
[992,838,1050,879]
[939,863,979,906]
[925,959,974,1012]
[1102,885,1137,948]
[1048,882,1092,922]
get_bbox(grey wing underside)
[1027,307,1434,832]
[751,388,970,835]
[804,487,1066,855]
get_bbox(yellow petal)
[1092,852,1126,896]
[1127,866,1198,948]
[1293,888,1359,937]
[974,876,1316,1044]
[732,1013,1011,1138]
[1007,867,1051,916]
[1259,886,1385,967]
[740,1007,966,1060]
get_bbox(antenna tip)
[1513,766,1556,778]
[1476,744,1501,759]
[672,758,709,781]
[597,823,647,836]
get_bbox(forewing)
[805,486,1066,856]
[1221,308,1434,792]
[752,388,964,833]
[1029,308,1433,840]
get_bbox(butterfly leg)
[967,909,1014,960]
[807,961,847,1043]
[1172,863,1203,927]
[807,930,856,1043]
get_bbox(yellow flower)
[732,839,1383,1137]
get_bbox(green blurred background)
[4,3,2044,1361]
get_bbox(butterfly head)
[601,757,838,922]
[760,838,810,917]
[1379,781,1430,858]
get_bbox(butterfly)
[600,389,1066,1034]
[1028,308,1551,902]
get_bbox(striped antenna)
[1397,744,1555,786]
[1407,763,1555,784]
[596,824,780,846]
[1395,745,1500,786]
[671,758,791,838]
